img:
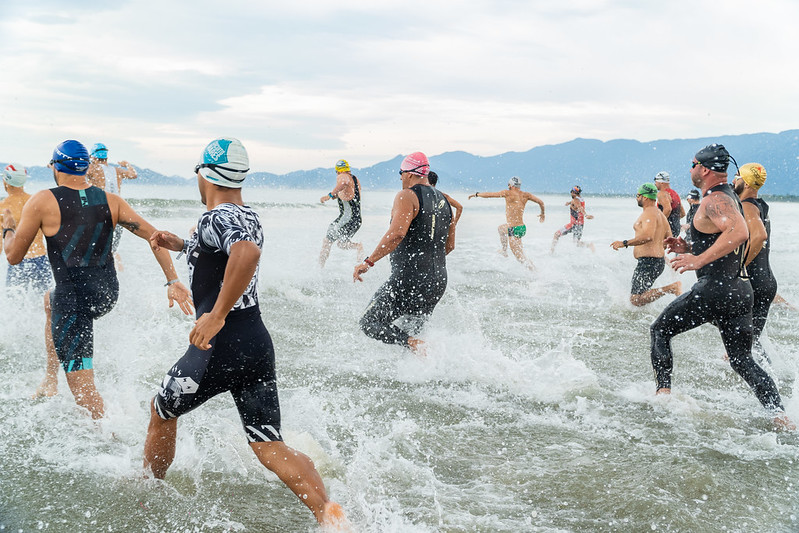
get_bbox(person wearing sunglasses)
[650,144,793,430]
[611,183,682,306]
[1,140,192,418]
[353,151,456,355]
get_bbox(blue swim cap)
[51,140,90,175]
[91,142,108,159]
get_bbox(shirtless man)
[86,143,138,268]
[654,172,685,237]
[319,159,364,267]
[611,183,681,306]
[468,177,544,270]
[551,186,595,253]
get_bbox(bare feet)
[656,387,671,395]
[321,502,351,531]
[774,414,796,431]
[497,248,508,257]
[32,377,58,398]
[407,337,427,357]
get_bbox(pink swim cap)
[400,152,429,176]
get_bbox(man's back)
[504,188,531,226]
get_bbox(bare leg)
[114,252,124,272]
[509,236,535,271]
[630,281,682,307]
[551,231,562,253]
[407,336,427,357]
[64,368,104,419]
[497,225,509,256]
[143,399,177,479]
[250,441,349,528]
[336,240,365,262]
[34,291,59,398]
[319,239,334,268]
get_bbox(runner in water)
[650,144,793,430]
[468,176,544,270]
[428,171,463,225]
[145,138,348,529]
[733,163,776,363]
[354,152,456,354]
[654,172,685,237]
[2,140,192,418]
[681,188,701,245]
[0,163,52,293]
[86,143,137,269]
[611,183,682,306]
[551,185,594,253]
[319,159,363,267]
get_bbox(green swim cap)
[638,183,658,200]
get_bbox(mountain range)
[8,130,799,195]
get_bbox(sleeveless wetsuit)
[649,184,783,412]
[153,203,283,443]
[46,186,119,373]
[743,197,777,361]
[326,175,362,242]
[684,203,699,245]
[360,185,452,347]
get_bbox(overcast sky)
[1,0,797,177]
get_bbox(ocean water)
[1,185,798,532]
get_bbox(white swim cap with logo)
[197,138,249,189]
[3,163,28,187]
[508,176,522,188]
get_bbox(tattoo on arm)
[119,220,141,233]
[704,194,737,222]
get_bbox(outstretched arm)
[114,196,193,314]
[468,190,506,200]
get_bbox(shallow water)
[1,186,798,532]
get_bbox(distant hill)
[6,130,799,195]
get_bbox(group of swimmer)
[0,137,795,529]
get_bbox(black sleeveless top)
[742,197,774,283]
[336,175,362,221]
[390,184,452,281]
[46,186,115,284]
[689,183,747,279]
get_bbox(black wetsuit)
[46,186,119,372]
[684,203,699,245]
[743,197,777,360]
[360,185,452,347]
[650,184,784,412]
[326,175,362,242]
[153,204,283,443]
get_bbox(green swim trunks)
[507,225,527,238]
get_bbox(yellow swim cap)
[335,159,350,173]
[738,163,767,190]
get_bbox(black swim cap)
[694,143,731,172]
[428,170,438,186]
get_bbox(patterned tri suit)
[649,184,784,412]
[153,202,284,443]
[360,184,452,347]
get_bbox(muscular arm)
[365,190,417,263]
[190,240,260,349]
[742,201,767,266]
[684,193,748,270]
[117,161,138,180]
[658,191,672,218]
